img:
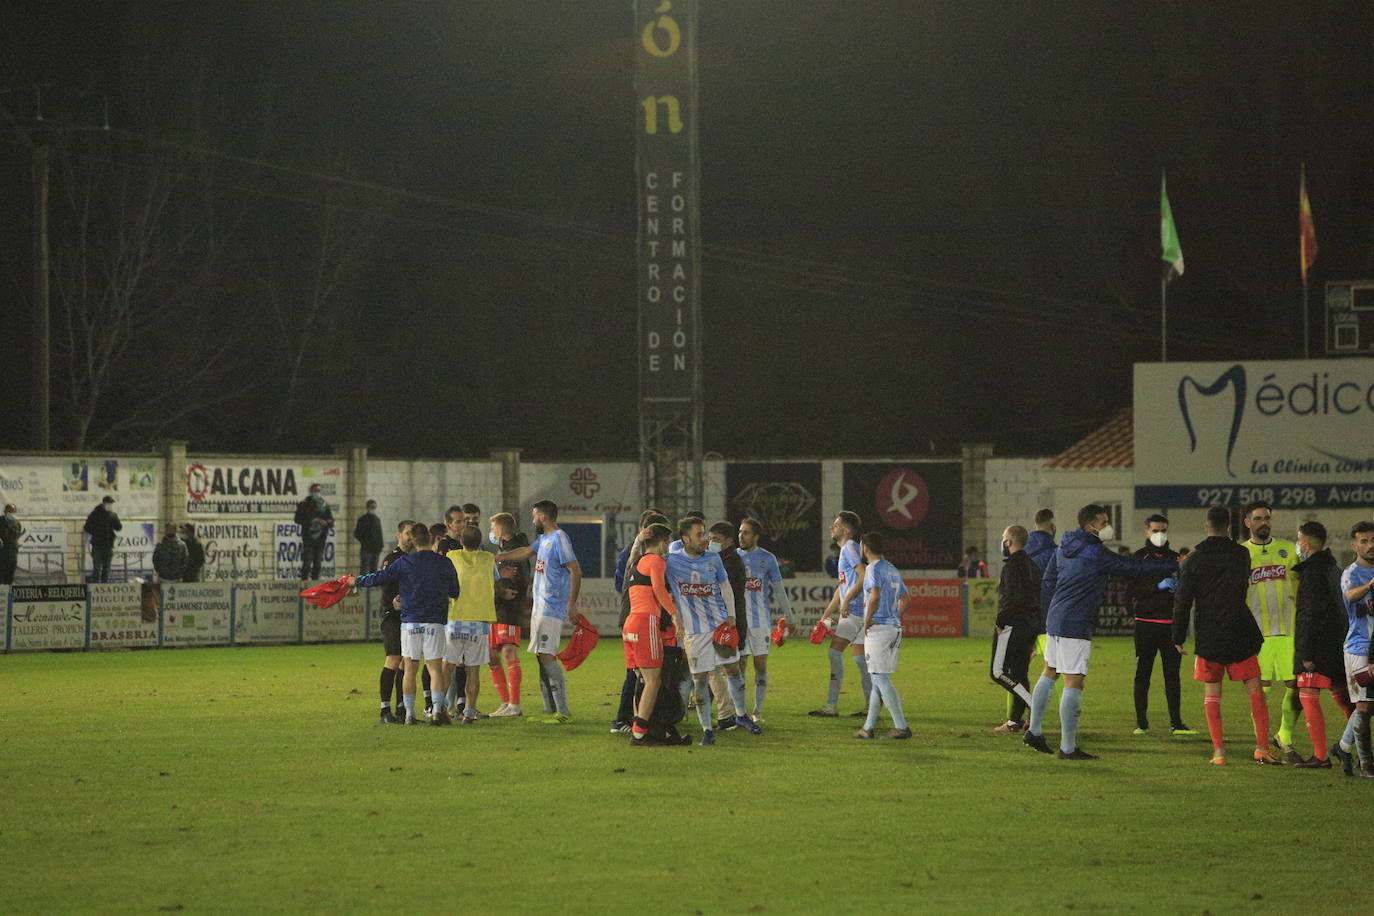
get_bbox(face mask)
[707,541,722,553]
[488,532,500,547]
[1296,549,1308,562]
[1148,531,1168,548]
[1001,543,1010,558]
[311,494,324,505]
[1097,524,1115,542]
[534,522,545,536]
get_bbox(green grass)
[0,637,1364,914]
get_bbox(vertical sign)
[636,0,700,403]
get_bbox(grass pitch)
[1,637,1364,914]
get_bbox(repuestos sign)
[1134,359,1374,509]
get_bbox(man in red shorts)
[487,512,530,717]
[623,523,679,745]
[1172,505,1282,765]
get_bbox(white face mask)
[488,532,501,547]
[1148,531,1168,548]
[707,541,722,553]
[1097,524,1115,542]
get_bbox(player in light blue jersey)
[664,516,762,745]
[737,517,792,722]
[809,511,872,717]
[1333,521,1374,777]
[495,500,582,723]
[853,532,912,739]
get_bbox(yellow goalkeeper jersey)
[1244,538,1299,636]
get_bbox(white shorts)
[864,624,902,675]
[745,625,771,658]
[1346,652,1374,702]
[401,623,445,662]
[833,614,865,647]
[686,630,738,675]
[445,622,490,667]
[1044,635,1092,676]
[527,613,564,657]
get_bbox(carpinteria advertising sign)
[1134,359,1374,509]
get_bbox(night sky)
[3,1,1372,459]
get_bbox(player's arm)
[772,573,794,620]
[352,559,402,589]
[862,581,879,630]
[496,545,534,562]
[649,560,679,620]
[1345,576,1374,605]
[565,559,582,614]
[1170,561,1195,652]
[839,560,867,618]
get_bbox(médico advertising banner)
[1134,359,1374,509]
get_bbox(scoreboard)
[1325,281,1374,355]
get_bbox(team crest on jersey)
[745,577,763,591]
[1277,549,1288,558]
[1250,565,1287,585]
[680,583,714,597]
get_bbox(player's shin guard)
[489,665,509,704]
[727,672,749,718]
[854,653,872,703]
[1059,686,1082,754]
[693,673,713,731]
[1204,694,1224,752]
[874,672,907,730]
[754,673,768,716]
[380,667,396,708]
[506,657,522,707]
[540,657,570,716]
[1028,675,1055,736]
[827,648,844,706]
[1247,688,1271,749]
[1299,687,1327,759]
[1278,686,1301,747]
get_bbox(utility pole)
[0,85,109,451]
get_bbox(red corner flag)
[1300,163,1318,283]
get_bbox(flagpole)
[1160,275,1167,362]
[1302,279,1309,359]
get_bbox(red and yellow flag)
[1300,164,1318,283]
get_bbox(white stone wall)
[363,459,503,535]
[983,458,1054,577]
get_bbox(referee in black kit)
[1130,514,1193,736]
[990,525,1041,732]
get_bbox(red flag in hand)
[300,577,352,609]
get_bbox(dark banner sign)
[725,463,823,572]
[635,0,698,404]
[841,462,963,570]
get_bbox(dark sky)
[3,1,1372,459]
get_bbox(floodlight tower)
[634,0,703,520]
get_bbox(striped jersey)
[864,557,906,627]
[836,540,865,615]
[1342,561,1374,657]
[1244,539,1299,636]
[737,546,783,629]
[664,550,730,636]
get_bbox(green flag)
[1160,172,1184,281]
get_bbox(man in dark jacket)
[1024,504,1176,760]
[83,496,122,582]
[354,500,384,575]
[293,484,334,579]
[709,520,749,728]
[1289,521,1355,768]
[1129,514,1192,736]
[991,525,1041,732]
[0,503,23,585]
[152,526,188,582]
[180,524,206,582]
[1172,504,1280,766]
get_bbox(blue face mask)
[488,532,500,547]
[707,541,722,553]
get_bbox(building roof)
[1044,407,1133,469]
